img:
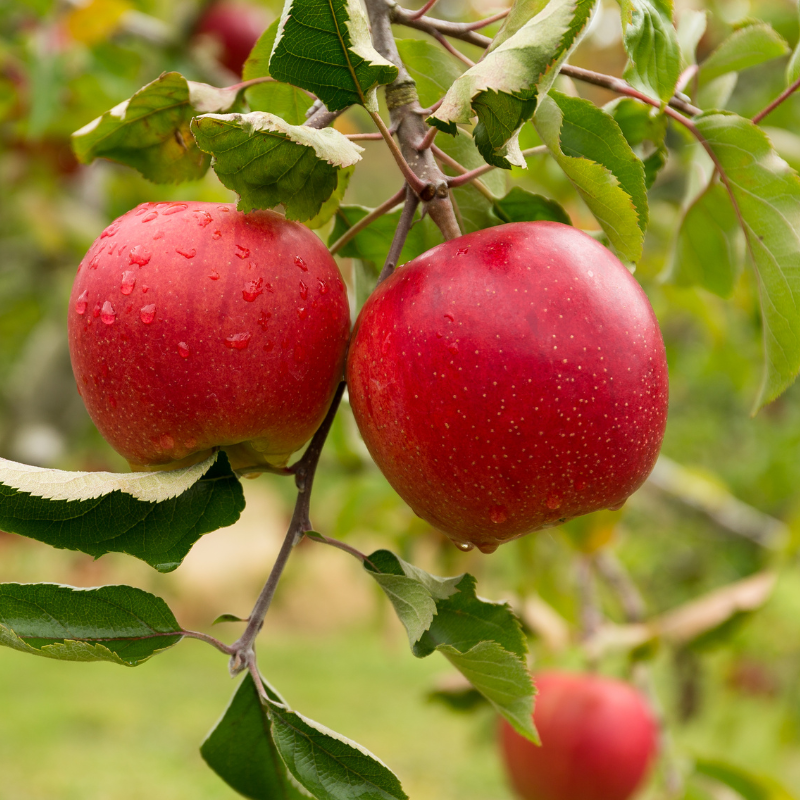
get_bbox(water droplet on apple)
[444,312,454,322]
[162,203,188,215]
[457,247,470,255]
[490,505,508,524]
[454,541,474,552]
[89,255,100,269]
[177,342,190,358]
[160,434,175,450]
[447,342,459,354]
[297,307,307,319]
[209,269,220,280]
[299,280,308,299]
[92,303,101,318]
[128,245,151,267]
[75,290,89,315]
[134,205,151,216]
[212,230,222,240]
[243,278,264,301]
[317,279,329,294]
[100,221,120,238]
[225,332,251,350]
[176,247,196,259]
[546,493,562,510]
[294,255,308,271]
[235,245,250,259]
[100,301,116,325]
[477,542,499,554]
[194,210,213,227]
[140,304,156,324]
[258,311,271,329]
[108,394,117,408]
[120,271,136,295]
[141,212,158,223]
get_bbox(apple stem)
[378,186,421,283]
[227,382,347,676]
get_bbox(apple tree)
[2,0,800,797]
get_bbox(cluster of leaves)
[4,0,800,796]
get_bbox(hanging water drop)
[100,301,116,325]
[75,290,89,315]
[178,342,190,358]
[120,270,136,295]
[140,304,156,324]
[225,332,252,350]
[299,280,308,299]
[176,248,196,259]
[294,255,308,271]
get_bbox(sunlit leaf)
[535,92,646,262]
[304,166,354,230]
[72,72,239,183]
[695,112,800,407]
[694,758,796,800]
[618,0,681,103]
[429,0,597,169]
[699,22,789,84]
[269,0,398,113]
[494,187,571,225]
[192,112,363,220]
[0,584,182,665]
[0,452,244,572]
[365,550,536,743]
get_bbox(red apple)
[346,222,668,553]
[68,202,349,470]
[499,671,659,800]
[194,2,270,77]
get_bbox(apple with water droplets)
[69,202,350,470]
[499,671,659,800]
[346,222,668,553]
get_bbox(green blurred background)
[3,0,800,797]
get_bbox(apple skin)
[194,2,270,77]
[68,202,349,470]
[345,222,668,553]
[499,672,658,800]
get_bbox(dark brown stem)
[227,382,346,675]
[378,186,421,284]
[752,75,800,124]
[365,0,461,241]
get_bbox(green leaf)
[429,0,597,169]
[202,675,309,800]
[434,127,505,232]
[71,72,238,183]
[534,92,647,262]
[364,550,536,743]
[676,9,707,67]
[328,205,444,267]
[212,613,248,625]
[192,112,363,220]
[605,98,668,188]
[695,112,800,408]
[269,0,398,113]
[364,550,462,645]
[694,758,796,800]
[0,452,244,572]
[699,22,789,84]
[0,584,182,665]
[494,186,571,224]
[304,165,354,230]
[265,691,408,800]
[618,0,681,103]
[487,0,549,51]
[666,181,744,297]
[395,39,466,109]
[243,19,315,124]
